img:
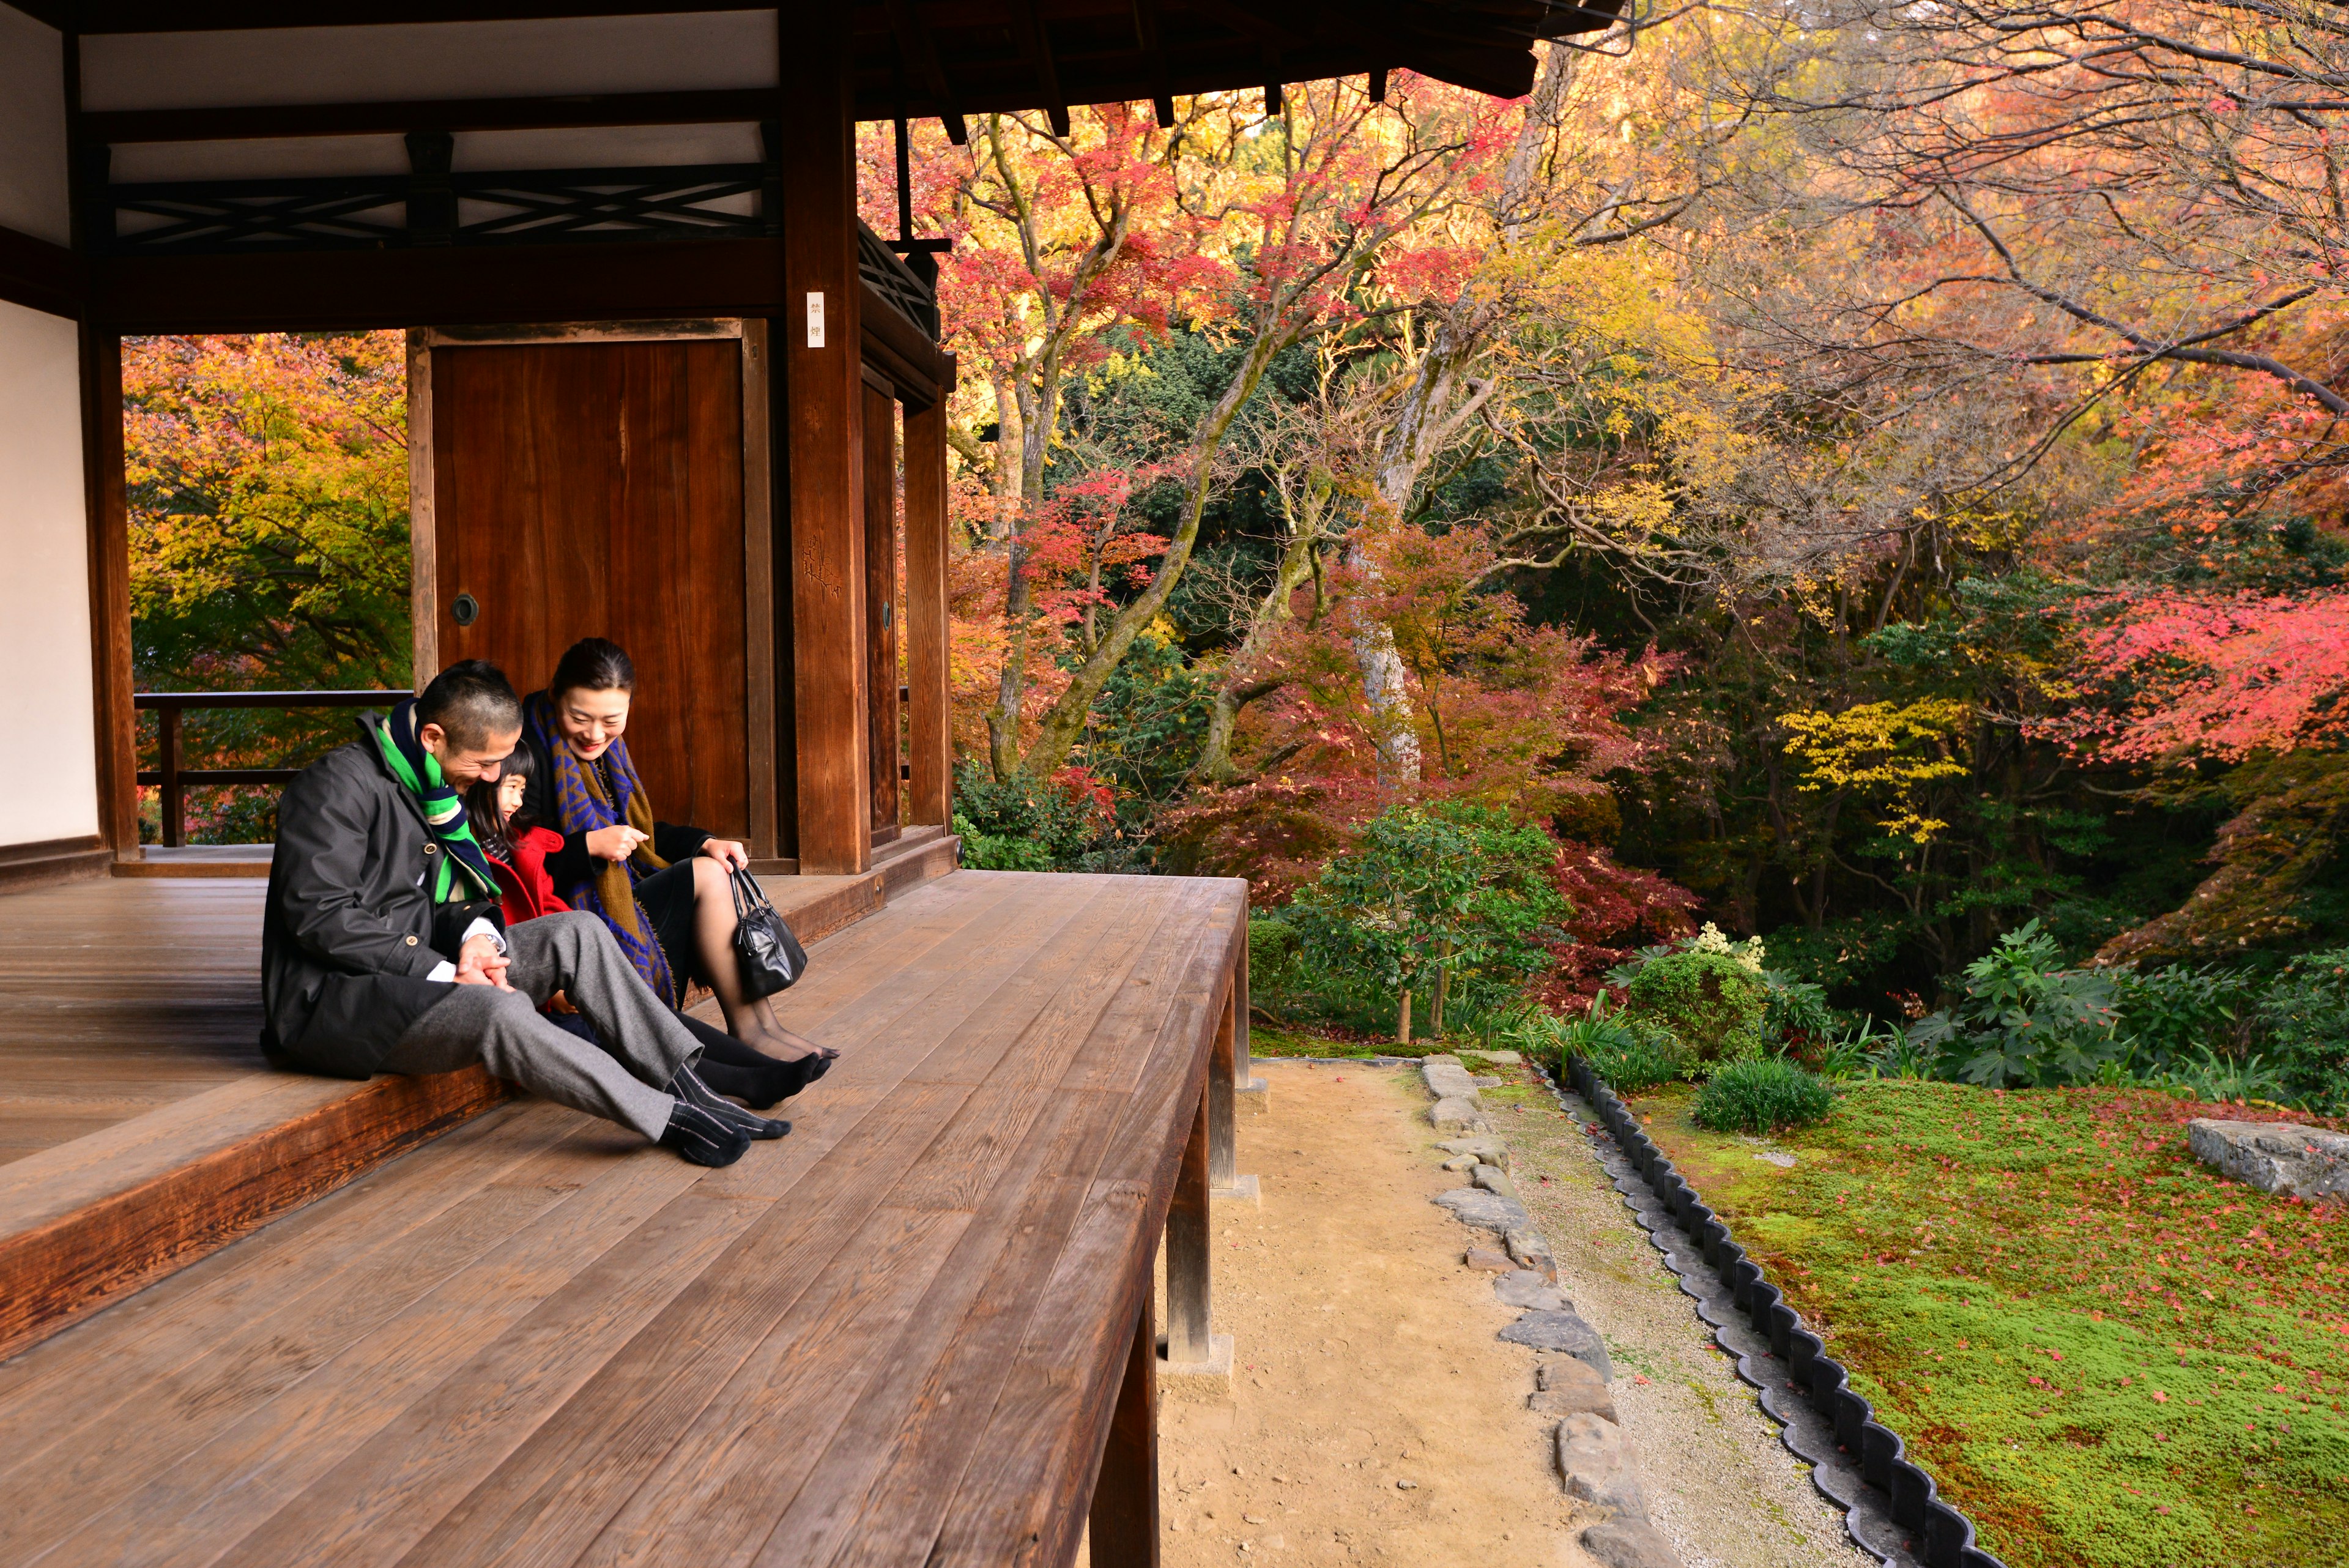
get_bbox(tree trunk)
[1397,989,1413,1046]
[1430,963,1450,1039]
[1193,522,1326,785]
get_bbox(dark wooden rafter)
[1128,0,1176,128]
[1004,0,1072,137]
[884,0,970,145]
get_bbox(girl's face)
[497,770,526,822]
[555,686,630,760]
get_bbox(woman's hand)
[587,824,648,861]
[700,838,751,870]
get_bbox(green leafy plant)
[2109,962,2253,1072]
[1691,1056,1835,1132]
[2251,949,2349,1115]
[1906,920,2124,1087]
[1621,944,1770,1065]
[1285,801,1571,1038]
[2153,1047,2294,1106]
[951,762,1114,871]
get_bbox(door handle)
[452,592,480,627]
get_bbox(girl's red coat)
[491,825,572,924]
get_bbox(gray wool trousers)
[384,909,698,1142]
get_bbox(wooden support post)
[157,706,183,848]
[902,385,952,827]
[80,327,138,861]
[1088,1288,1160,1568]
[1208,982,1236,1194]
[782,7,870,874]
[863,384,900,841]
[1164,1079,1212,1365]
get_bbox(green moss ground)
[1623,1080,2349,1568]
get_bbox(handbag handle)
[730,864,774,918]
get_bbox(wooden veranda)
[0,868,1247,1566]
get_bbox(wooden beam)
[79,87,787,145]
[1086,1291,1162,1568]
[784,8,873,876]
[1208,979,1236,1192]
[902,376,953,828]
[859,278,944,407]
[0,224,81,319]
[86,237,794,334]
[73,0,741,29]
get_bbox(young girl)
[464,747,807,1109]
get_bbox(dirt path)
[1124,1059,1867,1568]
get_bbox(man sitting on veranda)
[261,659,783,1167]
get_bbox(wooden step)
[111,845,274,879]
[0,836,113,897]
[869,825,959,897]
[0,869,909,1364]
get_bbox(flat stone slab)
[1532,1353,1618,1422]
[1555,1411,1644,1517]
[1211,1173,1261,1208]
[1494,1269,1568,1310]
[2189,1118,2349,1200]
[1157,1331,1235,1400]
[1428,1096,1489,1132]
[1581,1517,1682,1568]
[1422,1062,1482,1102]
[1505,1226,1556,1279]
[1463,1246,1516,1272]
[1435,1135,1510,1169]
[1457,1049,1522,1066]
[1501,1309,1612,1380]
[1471,1162,1521,1203]
[1431,1186,1530,1232]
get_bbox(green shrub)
[951,762,1113,871]
[2110,962,2254,1071]
[1622,947,1770,1063]
[1905,920,2124,1087]
[1691,1057,1835,1132]
[2251,949,2349,1115]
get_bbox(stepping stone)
[1457,1049,1522,1066]
[1531,1353,1617,1423]
[1432,1187,1529,1232]
[1494,1269,1568,1311]
[1471,1162,1521,1203]
[1428,1096,1489,1132]
[2188,1119,2349,1200]
[1505,1226,1556,1279]
[1422,1062,1482,1102]
[1436,1135,1510,1169]
[1581,1517,1682,1568]
[1554,1411,1645,1517]
[1463,1246,1516,1272]
[1501,1309,1612,1380]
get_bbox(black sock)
[696,1053,823,1110]
[667,1062,791,1140]
[659,1098,751,1167]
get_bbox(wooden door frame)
[404,318,780,858]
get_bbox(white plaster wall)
[81,12,779,110]
[0,300,98,847]
[0,3,70,245]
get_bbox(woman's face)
[496,770,527,822]
[555,685,630,760]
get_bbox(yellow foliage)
[1778,699,1973,844]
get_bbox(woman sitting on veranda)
[519,637,836,1105]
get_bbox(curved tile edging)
[1553,1055,2008,1568]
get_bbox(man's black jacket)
[261,718,502,1077]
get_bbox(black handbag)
[730,866,808,999]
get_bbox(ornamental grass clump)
[1691,1056,1835,1132]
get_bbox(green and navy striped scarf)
[371,701,500,905]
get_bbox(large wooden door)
[419,332,760,843]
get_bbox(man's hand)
[699,838,751,870]
[454,933,513,990]
[587,824,649,861]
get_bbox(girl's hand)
[700,838,751,870]
[587,824,648,861]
